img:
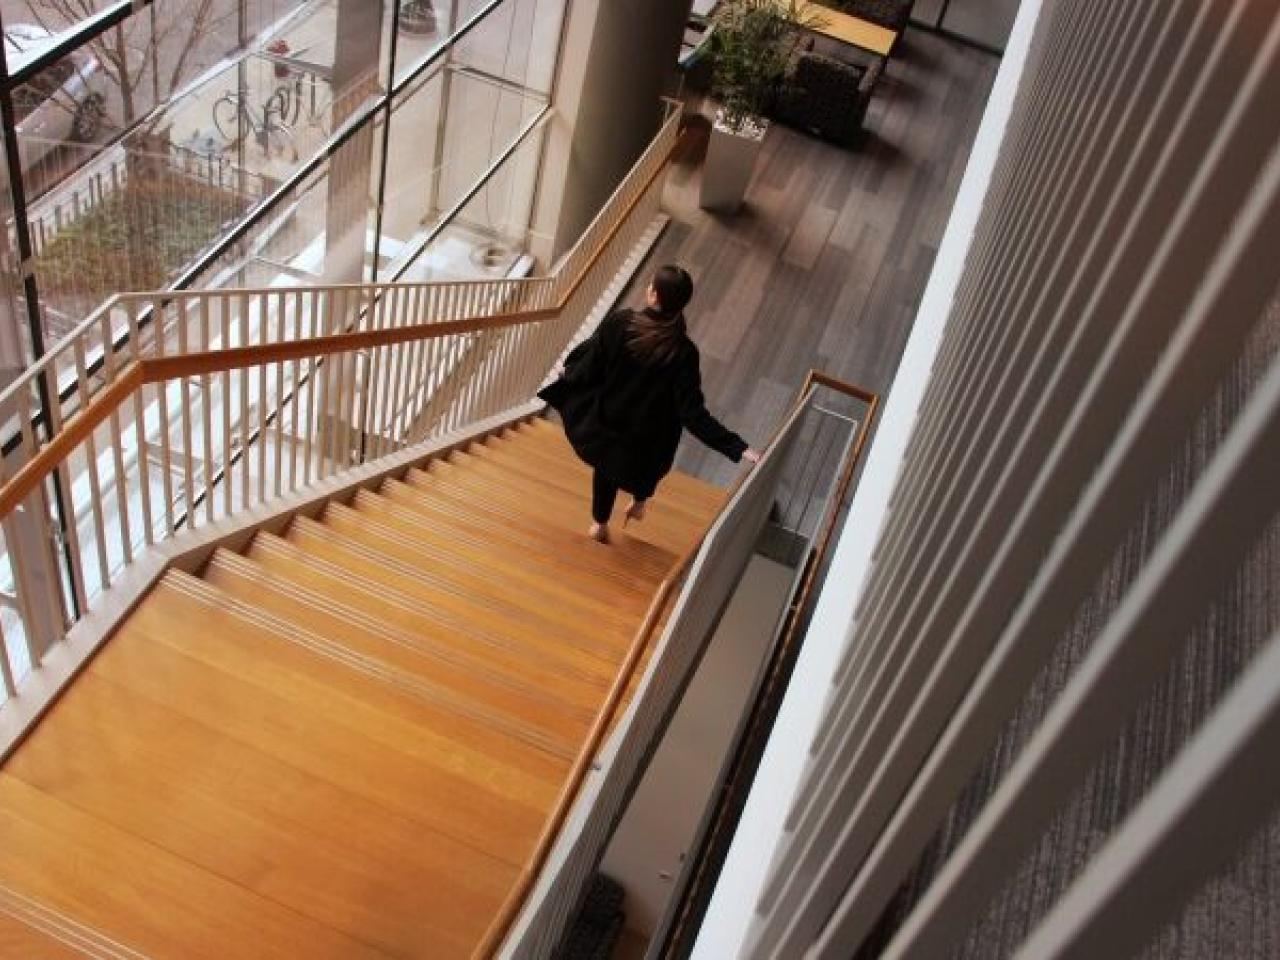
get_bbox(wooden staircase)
[0,417,726,959]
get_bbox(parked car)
[5,24,108,173]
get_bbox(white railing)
[0,102,682,711]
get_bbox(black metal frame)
[0,10,80,618]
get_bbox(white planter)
[699,113,768,214]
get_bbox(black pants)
[591,470,619,524]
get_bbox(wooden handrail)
[0,122,689,527]
[0,365,144,519]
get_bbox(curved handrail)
[472,371,880,958]
[0,117,688,526]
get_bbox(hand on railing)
[743,447,763,466]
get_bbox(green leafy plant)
[708,0,819,134]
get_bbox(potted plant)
[699,0,812,213]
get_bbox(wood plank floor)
[622,28,1000,486]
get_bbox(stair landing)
[0,418,725,958]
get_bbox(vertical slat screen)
[733,0,1280,957]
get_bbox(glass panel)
[378,68,444,273]
[378,57,544,282]
[393,0,458,86]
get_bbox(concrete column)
[322,0,385,284]
[529,0,690,265]
[319,0,385,462]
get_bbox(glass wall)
[1,0,566,368]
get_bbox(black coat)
[538,309,748,499]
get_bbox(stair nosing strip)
[249,535,613,688]
[325,502,635,629]
[162,572,576,761]
[290,516,622,656]
[372,482,653,594]
[208,550,594,717]
[0,882,153,960]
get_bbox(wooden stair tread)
[405,466,680,575]
[380,476,668,588]
[328,497,640,631]
[455,447,711,541]
[4,676,512,958]
[349,489,652,614]
[426,458,703,557]
[239,533,610,707]
[289,512,631,653]
[472,438,716,529]
[202,548,594,745]
[515,418,731,511]
[0,774,396,959]
[249,532,619,686]
[0,415,726,959]
[124,576,570,808]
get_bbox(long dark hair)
[626,265,692,366]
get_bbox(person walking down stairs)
[538,265,761,543]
